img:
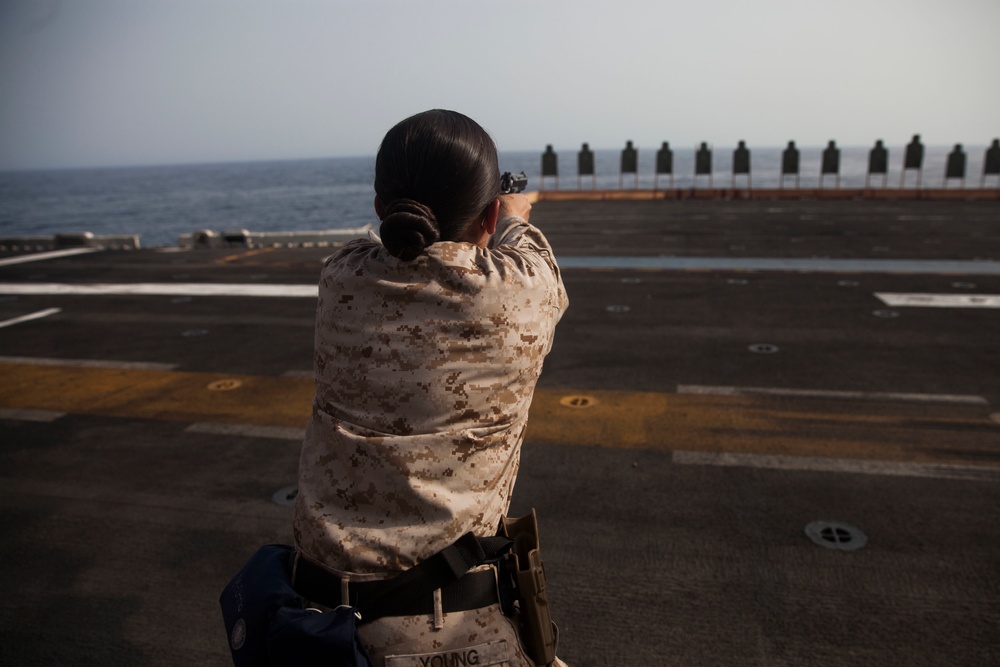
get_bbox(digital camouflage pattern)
[294,216,568,575]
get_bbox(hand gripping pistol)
[500,171,528,194]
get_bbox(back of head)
[375,110,500,261]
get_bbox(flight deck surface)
[1,198,998,666]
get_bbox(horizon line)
[3,141,997,174]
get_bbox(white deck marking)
[186,422,306,441]
[875,293,1000,308]
[0,248,101,267]
[0,282,318,298]
[0,408,66,422]
[0,308,62,329]
[677,384,988,405]
[0,355,177,371]
[672,450,1000,482]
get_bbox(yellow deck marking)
[0,363,313,428]
[215,247,278,264]
[0,362,996,468]
[527,389,998,466]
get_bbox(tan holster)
[499,509,557,666]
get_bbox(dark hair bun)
[379,199,441,261]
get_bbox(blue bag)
[219,544,373,667]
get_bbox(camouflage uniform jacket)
[294,216,568,574]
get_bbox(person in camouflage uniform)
[292,110,568,666]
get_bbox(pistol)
[500,171,528,194]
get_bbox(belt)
[293,555,500,617]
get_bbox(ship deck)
[2,197,999,666]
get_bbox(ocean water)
[0,145,994,248]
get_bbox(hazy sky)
[1,0,997,169]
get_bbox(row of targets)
[539,136,1000,190]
